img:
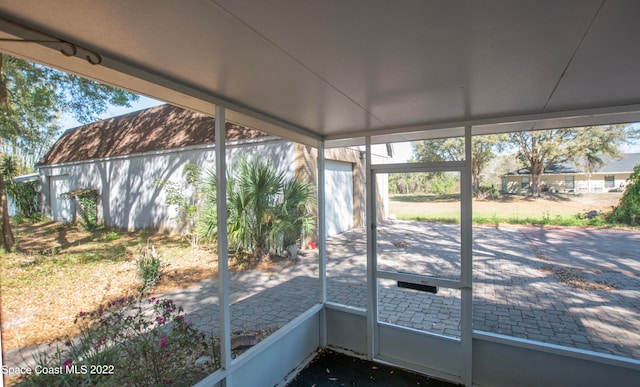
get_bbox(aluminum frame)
[365,128,473,385]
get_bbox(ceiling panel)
[217,0,604,132]
[0,0,385,134]
[0,0,639,140]
[545,0,640,111]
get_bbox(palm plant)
[271,178,315,249]
[237,158,285,256]
[199,158,315,259]
[195,168,218,243]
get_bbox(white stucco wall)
[38,137,296,231]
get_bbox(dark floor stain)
[286,349,461,386]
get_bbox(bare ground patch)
[0,223,217,351]
[390,192,621,220]
[1,222,296,353]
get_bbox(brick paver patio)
[327,221,640,359]
[5,221,639,368]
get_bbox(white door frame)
[364,128,473,386]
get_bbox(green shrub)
[156,163,203,247]
[608,165,640,226]
[7,181,39,219]
[427,173,458,195]
[477,184,500,200]
[103,231,120,242]
[137,244,165,294]
[2,156,40,221]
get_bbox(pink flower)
[62,358,73,370]
[156,316,166,325]
[159,335,168,348]
[93,336,106,348]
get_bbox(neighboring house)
[37,104,388,236]
[501,153,640,194]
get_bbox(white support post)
[365,136,378,360]
[461,125,473,386]
[317,139,328,346]
[215,105,232,374]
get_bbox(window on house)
[521,177,530,189]
[565,176,574,190]
[605,175,615,188]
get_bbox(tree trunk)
[0,53,13,252]
[472,175,480,197]
[531,173,541,197]
[0,53,6,105]
[472,159,481,196]
[530,162,544,197]
[0,173,15,252]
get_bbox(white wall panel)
[324,160,354,236]
[39,139,294,230]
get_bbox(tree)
[412,134,507,194]
[0,155,14,251]
[0,53,139,251]
[509,125,631,197]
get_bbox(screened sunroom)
[1,1,639,386]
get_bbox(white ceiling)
[0,0,639,144]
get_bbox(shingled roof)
[598,153,640,173]
[39,104,268,165]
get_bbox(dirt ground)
[0,222,218,351]
[390,192,622,219]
